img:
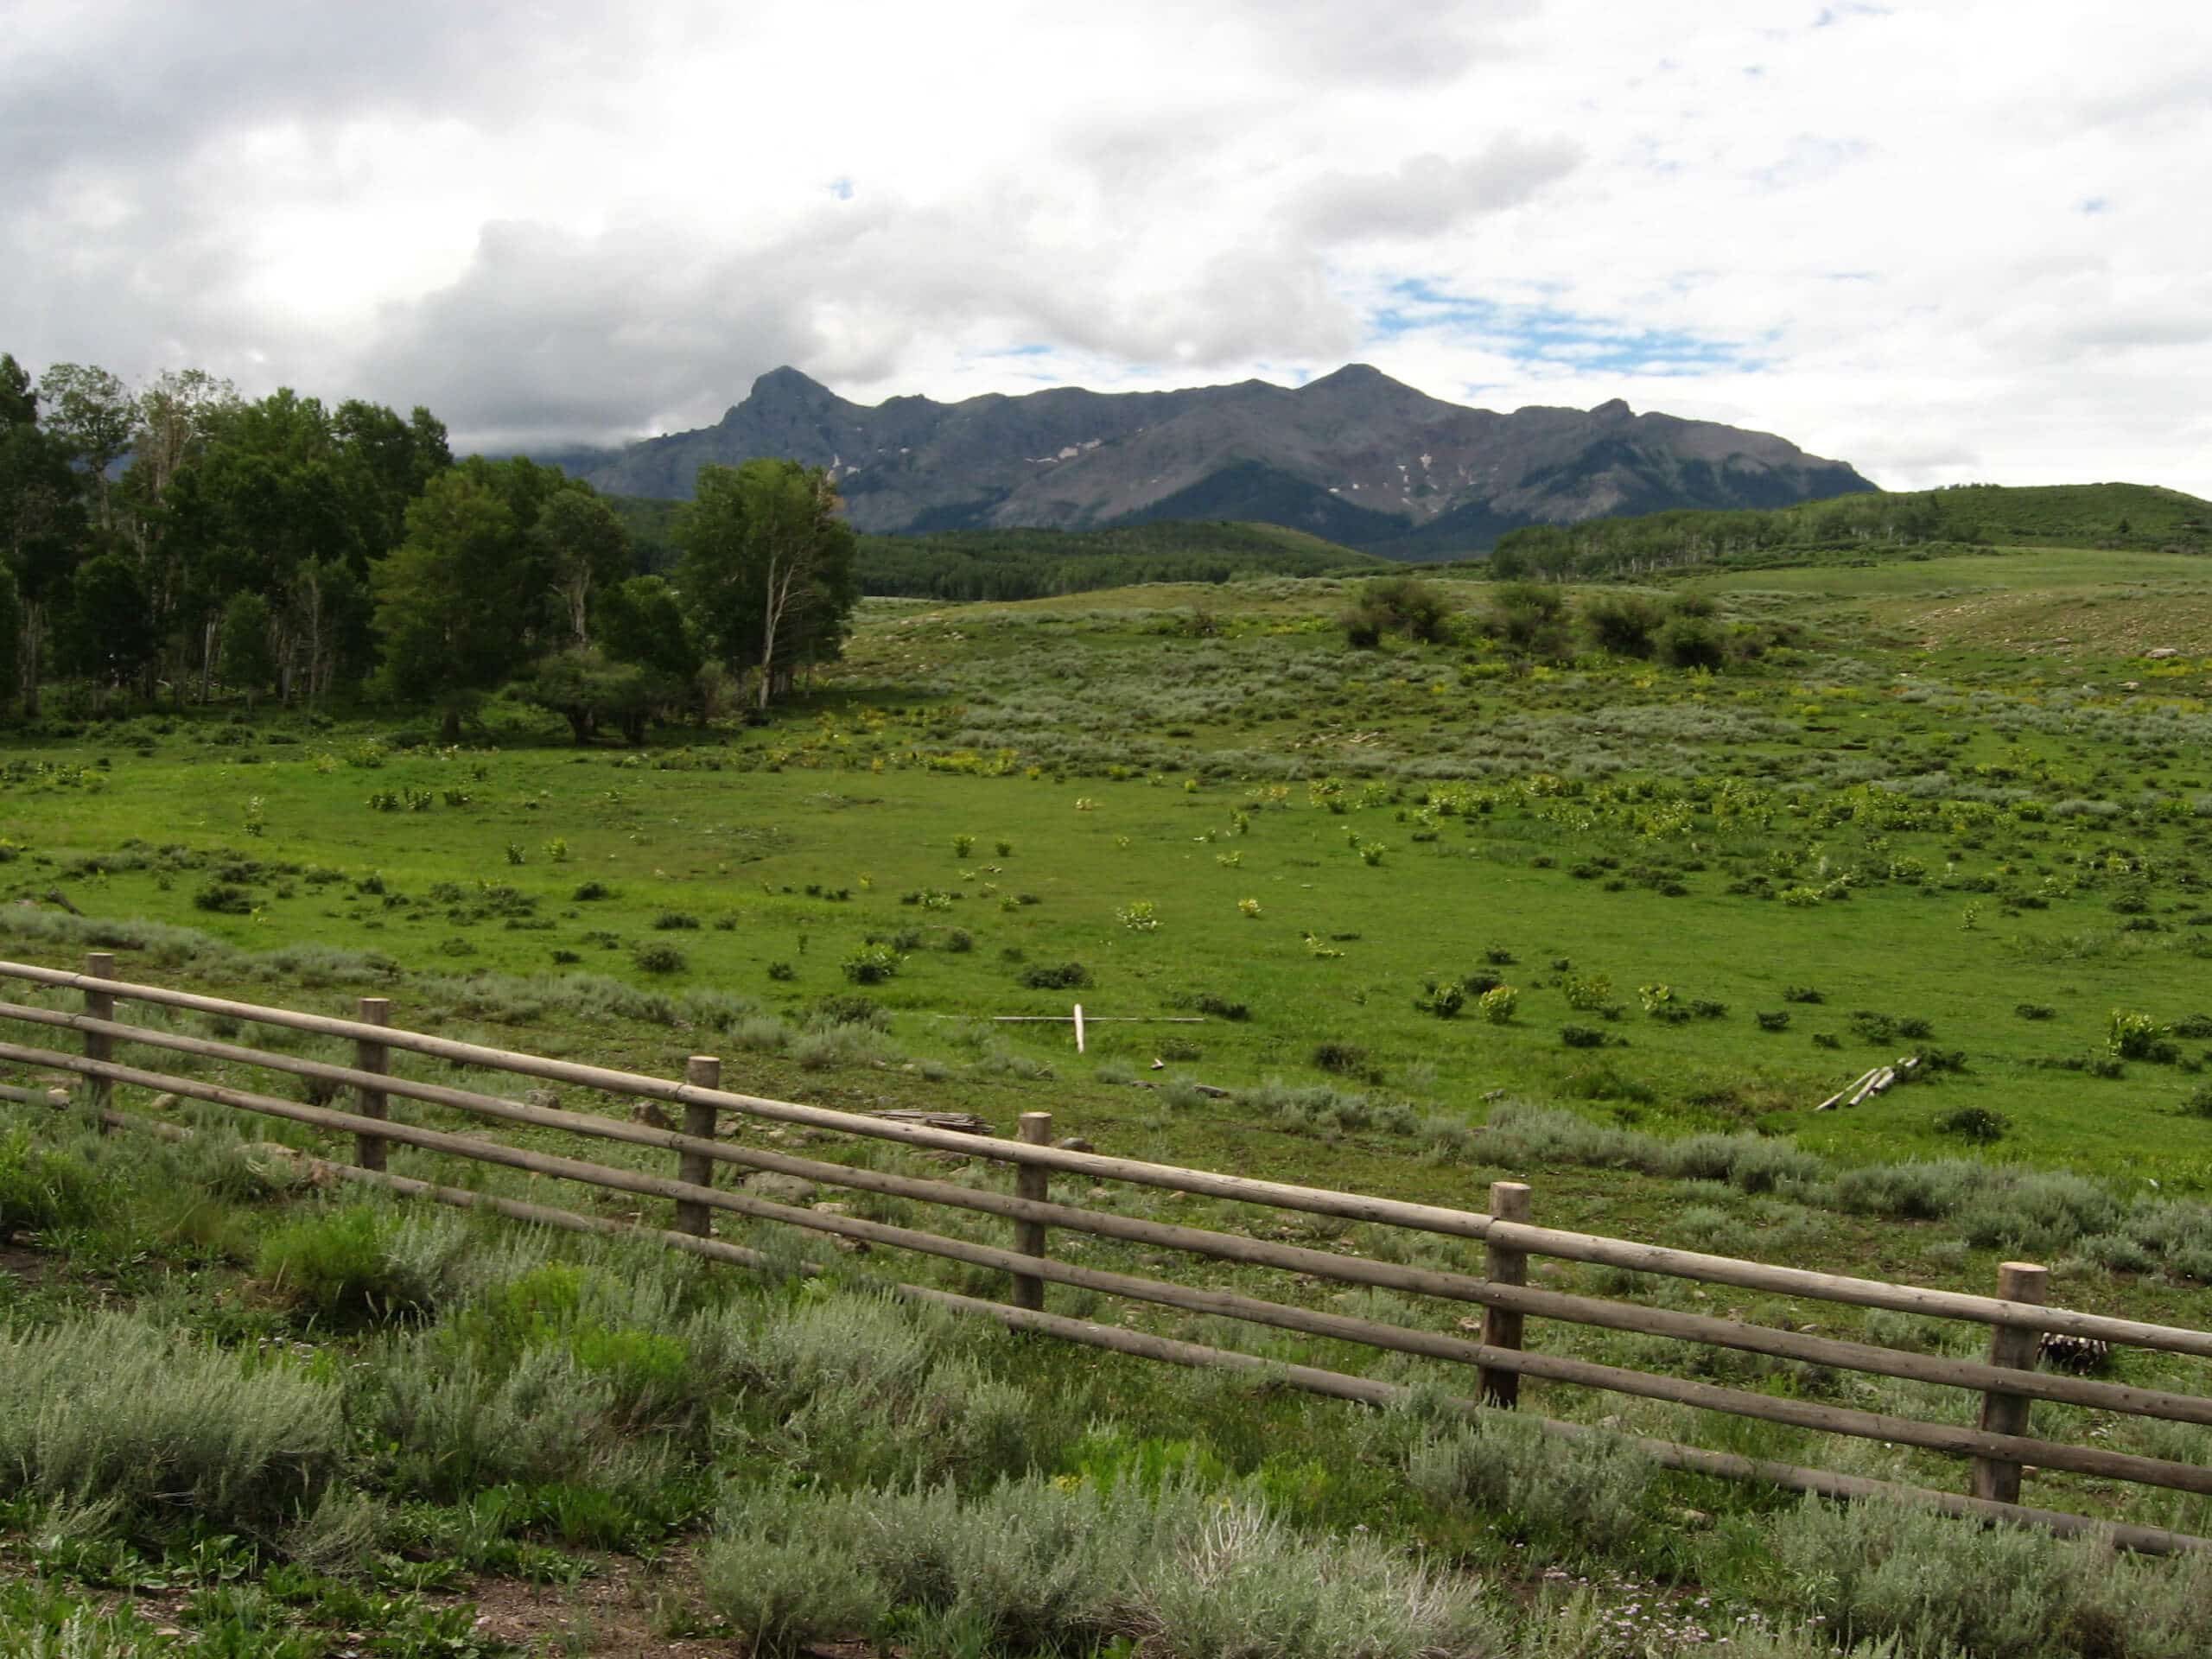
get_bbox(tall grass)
[702,1474,1495,1659]
[1483,1103,2212,1274]
[0,1314,343,1531]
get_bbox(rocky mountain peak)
[583,365,1876,556]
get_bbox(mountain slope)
[577,365,1877,554]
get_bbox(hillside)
[568,365,1875,553]
[1491,480,2212,579]
[606,499,1382,599]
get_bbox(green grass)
[6,546,2212,1654]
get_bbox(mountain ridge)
[569,365,1878,556]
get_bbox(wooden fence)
[3,952,2209,1555]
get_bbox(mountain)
[572,365,1877,556]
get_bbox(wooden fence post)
[83,952,115,1129]
[675,1056,721,1237]
[1972,1261,2048,1503]
[1012,1111,1052,1310]
[353,997,391,1171]
[1479,1180,1533,1407]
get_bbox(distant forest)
[609,500,1382,601]
[1489,482,2212,581]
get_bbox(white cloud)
[2,0,2209,493]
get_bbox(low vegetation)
[5,512,2212,1652]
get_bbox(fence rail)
[3,955,2209,1555]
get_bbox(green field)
[6,542,2212,1656]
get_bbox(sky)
[4,0,2209,493]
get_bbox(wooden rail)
[3,955,2209,1554]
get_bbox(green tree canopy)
[538,488,634,645]
[0,355,86,714]
[675,459,857,712]
[371,468,536,739]
[219,590,277,709]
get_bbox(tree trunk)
[441,707,461,742]
[19,604,41,719]
[564,708,594,745]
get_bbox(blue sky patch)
[1370,279,1770,376]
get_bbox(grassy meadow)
[5,540,2212,1656]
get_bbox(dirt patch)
[0,1239,58,1286]
[462,1548,723,1659]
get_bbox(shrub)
[2015,1001,2056,1020]
[1560,1025,1607,1048]
[1783,984,1824,1004]
[766,961,797,982]
[2183,1084,2212,1120]
[1581,592,1667,657]
[1116,899,1160,931]
[0,1130,105,1233]
[951,833,976,859]
[1311,1040,1370,1077]
[257,1205,442,1319]
[1405,1408,1652,1560]
[810,994,888,1030]
[1018,961,1092,990]
[1848,1010,1898,1044]
[1414,976,1465,1018]
[633,943,688,976]
[1936,1105,2012,1144]
[1766,1493,2212,1657]
[1341,574,1452,647]
[1486,582,1573,660]
[193,880,254,914]
[652,911,701,931]
[1195,993,1250,1021]
[1477,985,1518,1024]
[705,1472,1491,1659]
[1755,1010,1792,1032]
[836,944,898,984]
[1560,972,1612,1012]
[1656,613,1726,670]
[0,1313,344,1529]
[2109,1009,2177,1061]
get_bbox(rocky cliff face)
[581,364,1875,553]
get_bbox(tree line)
[605,503,1382,602]
[1487,483,2210,582]
[0,354,857,739]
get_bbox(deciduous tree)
[675,459,857,712]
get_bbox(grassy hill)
[10,544,2212,1652]
[605,495,1382,598]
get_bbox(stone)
[741,1172,818,1204]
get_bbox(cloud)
[1,0,2208,495]
[1293,141,1584,243]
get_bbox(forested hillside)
[609,498,1378,599]
[1491,481,2211,580]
